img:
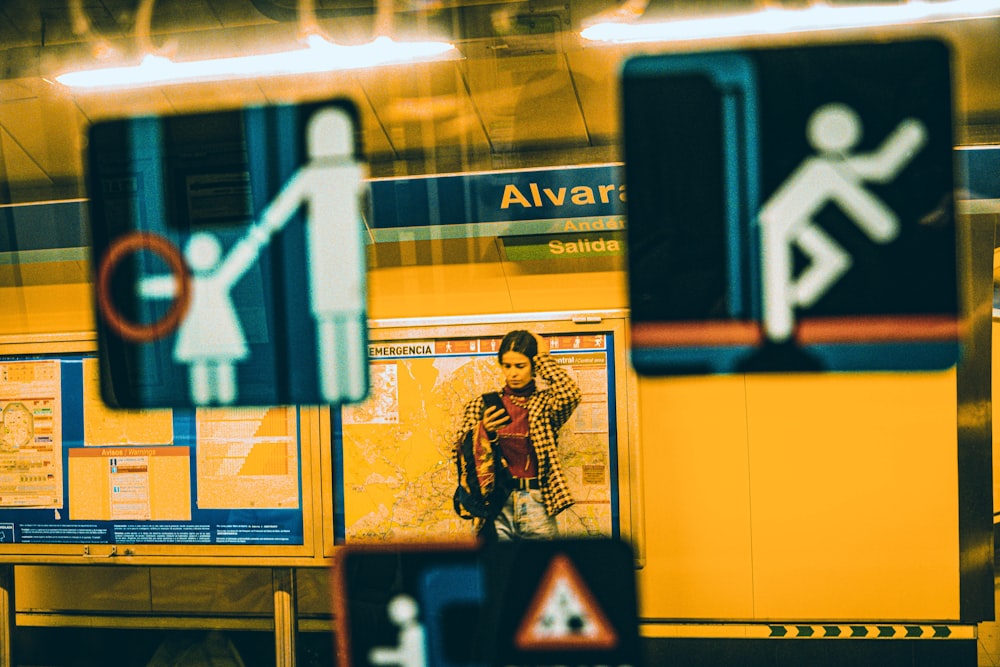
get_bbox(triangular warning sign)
[514,553,618,650]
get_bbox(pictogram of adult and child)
[97,106,368,407]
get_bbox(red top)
[497,387,537,478]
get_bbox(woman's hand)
[482,405,511,435]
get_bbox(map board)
[0,347,314,561]
[332,316,629,544]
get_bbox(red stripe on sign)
[631,321,763,347]
[796,316,961,343]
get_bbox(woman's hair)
[497,329,537,365]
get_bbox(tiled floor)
[982,584,1000,666]
[979,559,1000,666]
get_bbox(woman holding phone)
[452,329,582,540]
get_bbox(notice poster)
[0,354,304,548]
[0,359,63,508]
[195,407,300,510]
[336,331,620,542]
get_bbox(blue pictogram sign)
[88,98,369,408]
[622,39,958,374]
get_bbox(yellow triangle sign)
[514,553,618,650]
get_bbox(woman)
[453,330,582,539]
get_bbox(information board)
[0,352,308,553]
[332,321,626,543]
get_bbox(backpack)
[453,392,514,521]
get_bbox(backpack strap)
[452,392,513,521]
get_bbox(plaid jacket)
[453,353,582,518]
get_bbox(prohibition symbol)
[514,553,618,651]
[97,231,192,343]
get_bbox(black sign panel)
[335,539,640,667]
[622,39,957,374]
[87,98,370,408]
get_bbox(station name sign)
[368,163,626,242]
[502,231,627,261]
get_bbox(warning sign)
[515,554,618,650]
[488,539,639,665]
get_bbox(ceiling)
[0,0,998,204]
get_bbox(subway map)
[339,333,618,542]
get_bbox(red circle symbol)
[97,231,192,343]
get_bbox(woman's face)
[500,350,533,389]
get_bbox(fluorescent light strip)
[56,34,455,89]
[581,0,1000,43]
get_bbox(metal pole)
[0,565,13,667]
[273,567,298,667]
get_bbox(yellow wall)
[0,261,93,337]
[994,320,1000,519]
[634,371,960,622]
[365,238,628,319]
[635,375,756,619]
[746,372,959,619]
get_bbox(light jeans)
[494,488,558,540]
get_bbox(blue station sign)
[368,164,626,242]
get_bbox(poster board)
[320,311,640,556]
[0,335,321,565]
[0,312,641,564]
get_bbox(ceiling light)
[55,34,456,89]
[581,0,1000,43]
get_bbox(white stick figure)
[139,219,284,405]
[368,594,427,667]
[137,105,366,406]
[758,102,926,342]
[258,106,368,403]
